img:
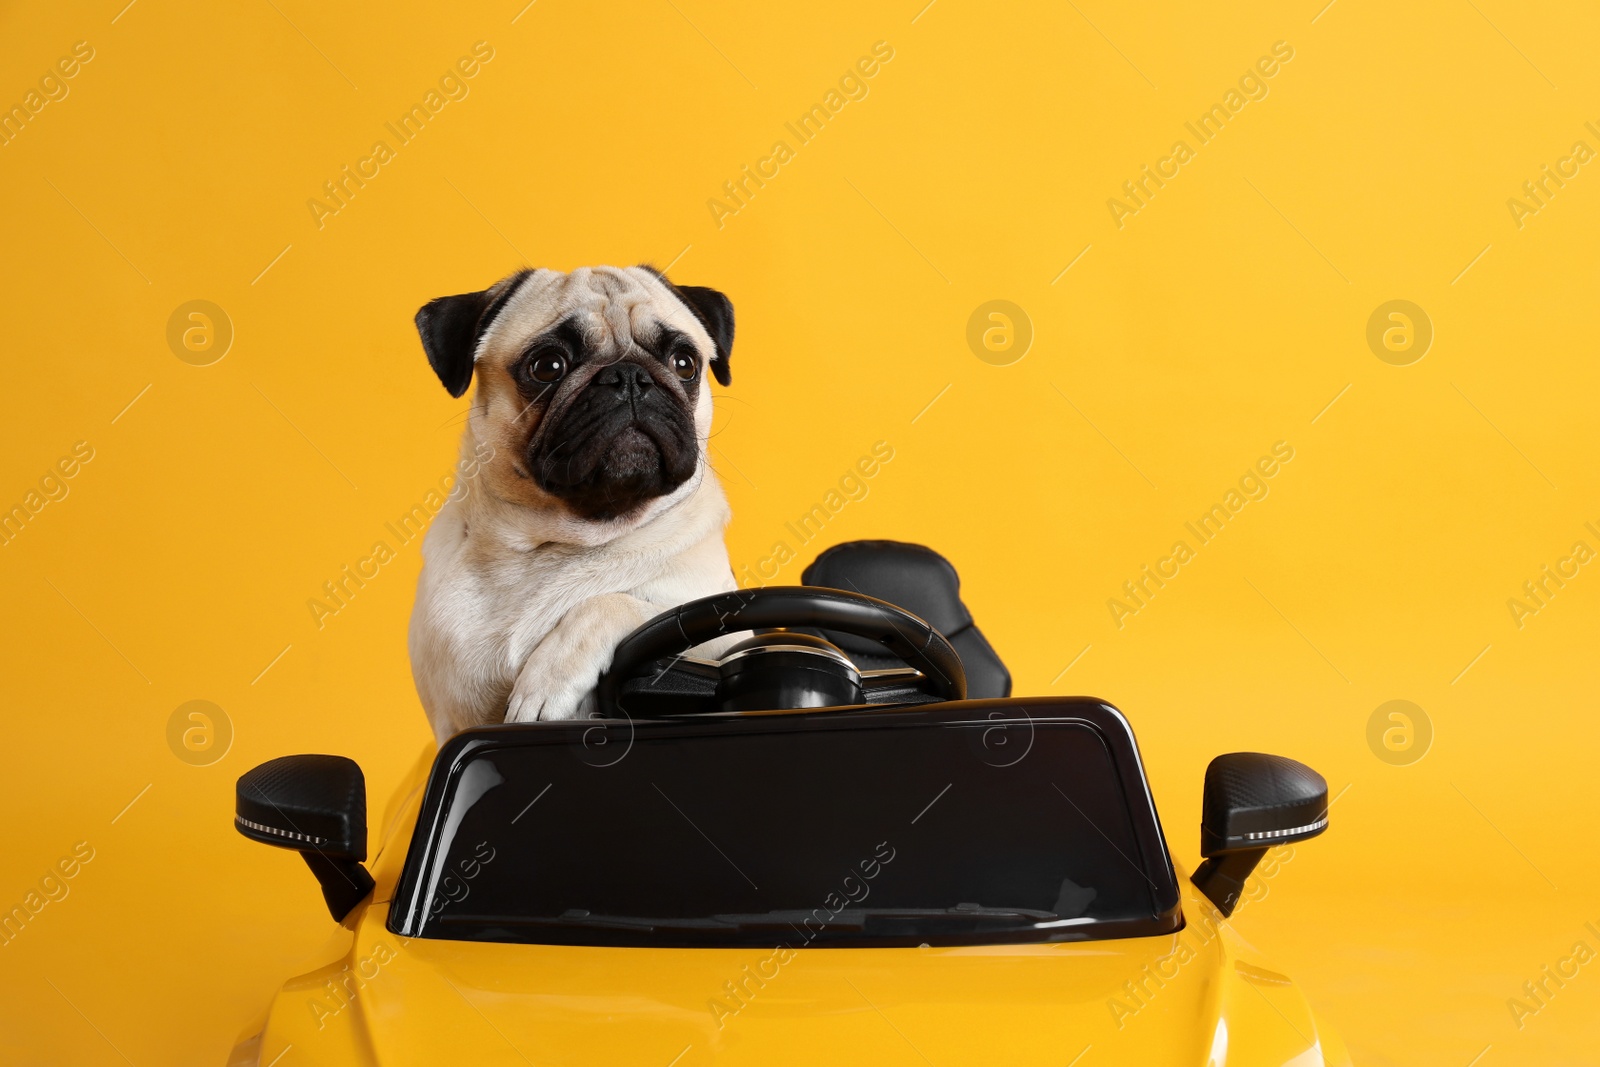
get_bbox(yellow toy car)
[230,546,1348,1066]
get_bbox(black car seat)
[799,540,1012,699]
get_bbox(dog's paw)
[503,622,617,724]
[504,667,594,723]
[503,593,658,724]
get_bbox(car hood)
[253,894,1343,1067]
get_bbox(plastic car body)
[230,564,1348,1067]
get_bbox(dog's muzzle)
[529,359,698,520]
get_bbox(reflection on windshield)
[418,758,503,921]
[397,715,1178,947]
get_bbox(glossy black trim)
[388,697,1182,946]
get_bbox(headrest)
[801,540,974,637]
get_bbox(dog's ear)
[674,285,734,386]
[638,265,734,386]
[414,270,532,398]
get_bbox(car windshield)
[390,704,1181,947]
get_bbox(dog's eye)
[671,352,697,381]
[529,353,566,383]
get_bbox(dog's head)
[414,266,733,523]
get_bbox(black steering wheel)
[595,586,966,718]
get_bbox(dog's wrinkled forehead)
[483,266,704,362]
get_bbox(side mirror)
[236,755,375,921]
[1191,752,1327,917]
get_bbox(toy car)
[229,542,1349,1066]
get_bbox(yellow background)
[2,0,1597,1062]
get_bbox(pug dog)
[408,265,740,742]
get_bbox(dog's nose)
[595,362,653,400]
